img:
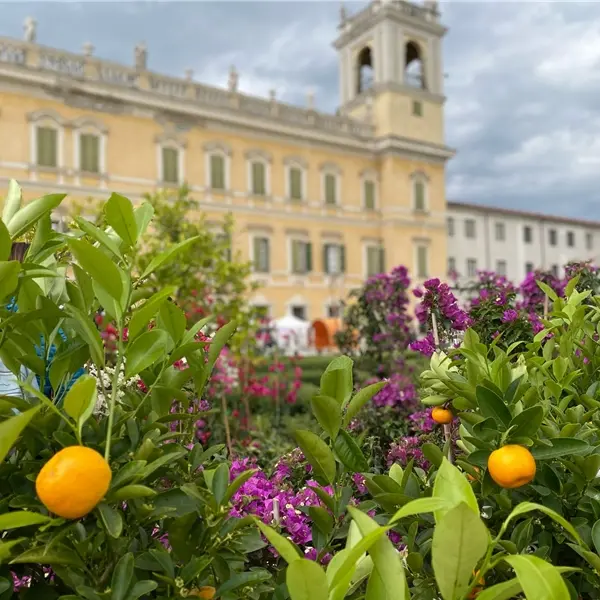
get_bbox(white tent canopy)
[270,315,311,355]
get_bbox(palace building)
[0,1,454,319]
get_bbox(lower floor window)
[291,305,307,320]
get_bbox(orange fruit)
[36,446,112,519]
[189,587,216,599]
[431,407,453,424]
[467,467,480,482]
[488,445,536,489]
[467,571,485,598]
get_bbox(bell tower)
[334,0,449,148]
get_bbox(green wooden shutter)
[37,127,58,168]
[417,246,428,277]
[364,180,375,210]
[305,242,313,273]
[414,181,425,211]
[379,247,385,274]
[252,162,265,195]
[323,244,330,274]
[290,168,302,201]
[292,241,299,273]
[340,245,346,273]
[211,154,225,190]
[253,237,261,271]
[366,247,375,276]
[162,147,178,183]
[80,134,99,173]
[324,174,336,205]
[263,239,270,272]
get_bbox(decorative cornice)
[319,161,343,174]
[154,132,187,148]
[203,141,232,156]
[245,149,272,163]
[284,156,308,169]
[410,169,430,181]
[70,116,109,133]
[26,108,67,125]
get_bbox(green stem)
[21,380,77,434]
[104,335,124,463]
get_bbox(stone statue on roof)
[23,17,37,43]
[134,42,147,71]
[228,65,239,93]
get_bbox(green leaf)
[499,502,582,546]
[74,216,122,260]
[10,546,84,567]
[0,220,11,262]
[476,385,511,428]
[389,464,403,486]
[0,406,41,463]
[0,262,20,300]
[134,202,154,238]
[432,502,489,600]
[565,275,580,298]
[63,375,97,437]
[97,503,123,539]
[128,286,176,340]
[477,578,522,600]
[212,462,229,506]
[432,458,479,523]
[158,301,186,344]
[593,520,600,555]
[2,179,22,225]
[503,554,569,600]
[390,497,450,524]
[421,442,444,468]
[124,329,169,378]
[111,552,134,600]
[311,395,342,440]
[349,507,407,600]
[7,193,64,239]
[67,238,123,301]
[321,356,354,405]
[63,304,105,368]
[295,429,336,484]
[125,581,158,600]
[224,469,257,504]
[333,430,369,473]
[216,569,272,596]
[531,438,590,460]
[0,511,51,530]
[109,485,157,502]
[286,559,329,600]
[507,406,544,439]
[104,193,137,247]
[537,280,559,302]
[309,506,334,536]
[343,382,387,426]
[139,235,201,280]
[254,520,301,564]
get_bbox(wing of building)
[0,1,454,319]
[447,202,600,284]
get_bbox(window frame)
[465,219,476,239]
[289,237,312,275]
[495,221,505,242]
[496,259,507,277]
[466,258,477,278]
[364,242,385,278]
[246,153,271,197]
[321,167,341,206]
[323,243,346,276]
[284,158,307,203]
[414,243,429,279]
[548,228,557,246]
[447,217,455,237]
[251,235,271,274]
[361,170,378,211]
[523,225,533,244]
[159,145,182,185]
[28,110,65,178]
[410,171,429,213]
[567,230,575,248]
[204,142,232,192]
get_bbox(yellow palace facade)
[0,1,454,320]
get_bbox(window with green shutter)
[162,147,179,183]
[289,167,303,201]
[324,244,345,275]
[366,246,385,276]
[416,245,428,278]
[210,154,226,190]
[80,133,100,173]
[251,161,266,196]
[292,240,311,274]
[36,126,58,168]
[414,180,426,211]
[254,237,270,273]
[364,180,375,210]
[217,233,232,262]
[324,173,337,205]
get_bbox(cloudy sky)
[1,1,599,219]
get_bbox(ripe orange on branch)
[36,446,112,519]
[431,407,453,424]
[487,445,536,489]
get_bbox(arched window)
[356,46,374,94]
[71,118,108,176]
[204,142,232,192]
[27,110,65,172]
[405,41,426,89]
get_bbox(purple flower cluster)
[368,372,418,409]
[387,436,429,470]
[414,278,471,331]
[520,270,565,311]
[409,332,436,357]
[229,457,335,559]
[408,409,435,433]
[501,309,519,323]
